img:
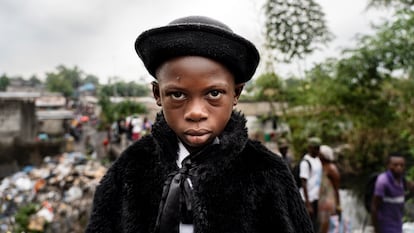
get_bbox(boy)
[86,15,313,233]
[371,153,407,233]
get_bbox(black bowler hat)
[135,16,260,84]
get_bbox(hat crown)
[168,16,233,32]
[135,15,260,84]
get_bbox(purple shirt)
[374,171,405,233]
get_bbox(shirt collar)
[176,138,220,168]
[177,140,190,168]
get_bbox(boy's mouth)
[185,129,210,136]
[184,129,212,145]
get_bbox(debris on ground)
[0,152,107,233]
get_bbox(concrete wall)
[0,99,37,144]
[235,101,287,116]
[39,119,65,135]
[0,99,63,178]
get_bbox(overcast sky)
[0,0,392,84]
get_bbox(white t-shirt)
[299,154,322,202]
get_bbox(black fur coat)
[86,111,313,233]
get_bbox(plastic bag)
[329,215,351,233]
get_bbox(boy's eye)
[170,91,186,100]
[207,90,222,99]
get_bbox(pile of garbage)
[0,152,107,233]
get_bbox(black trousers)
[310,200,319,233]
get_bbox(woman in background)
[318,145,341,233]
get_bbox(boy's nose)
[184,100,208,122]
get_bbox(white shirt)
[176,138,220,233]
[299,154,322,202]
[177,141,194,233]
[177,141,190,168]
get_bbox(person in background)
[318,145,341,233]
[129,115,142,142]
[86,15,313,233]
[116,115,127,148]
[102,128,110,158]
[84,134,95,157]
[141,116,152,136]
[371,153,409,233]
[277,138,293,168]
[300,137,323,233]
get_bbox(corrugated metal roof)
[36,110,74,120]
[0,92,40,99]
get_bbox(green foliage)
[260,5,414,175]
[334,51,395,127]
[357,9,414,76]
[100,80,149,97]
[83,74,100,86]
[283,77,308,106]
[46,71,74,97]
[0,74,42,91]
[0,73,10,91]
[112,100,147,117]
[254,72,284,101]
[256,4,414,185]
[14,203,41,233]
[264,0,333,61]
[28,75,42,87]
[98,91,147,126]
[45,65,84,98]
[367,0,414,9]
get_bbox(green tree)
[100,81,149,97]
[367,0,414,9]
[254,72,284,101]
[331,8,414,172]
[263,0,333,62]
[0,74,10,91]
[255,0,414,191]
[98,94,147,126]
[58,65,83,90]
[45,65,95,98]
[28,75,42,87]
[281,6,414,183]
[355,9,414,76]
[45,71,73,97]
[83,74,100,86]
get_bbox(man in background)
[300,137,323,233]
[371,153,408,233]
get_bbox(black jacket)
[86,111,313,233]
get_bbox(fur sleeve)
[85,159,123,233]
[265,156,314,233]
[248,140,314,233]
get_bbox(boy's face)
[153,56,243,152]
[388,156,405,177]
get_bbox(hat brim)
[135,24,260,84]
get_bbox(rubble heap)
[0,152,107,233]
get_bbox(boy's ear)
[233,83,244,106]
[152,81,162,106]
